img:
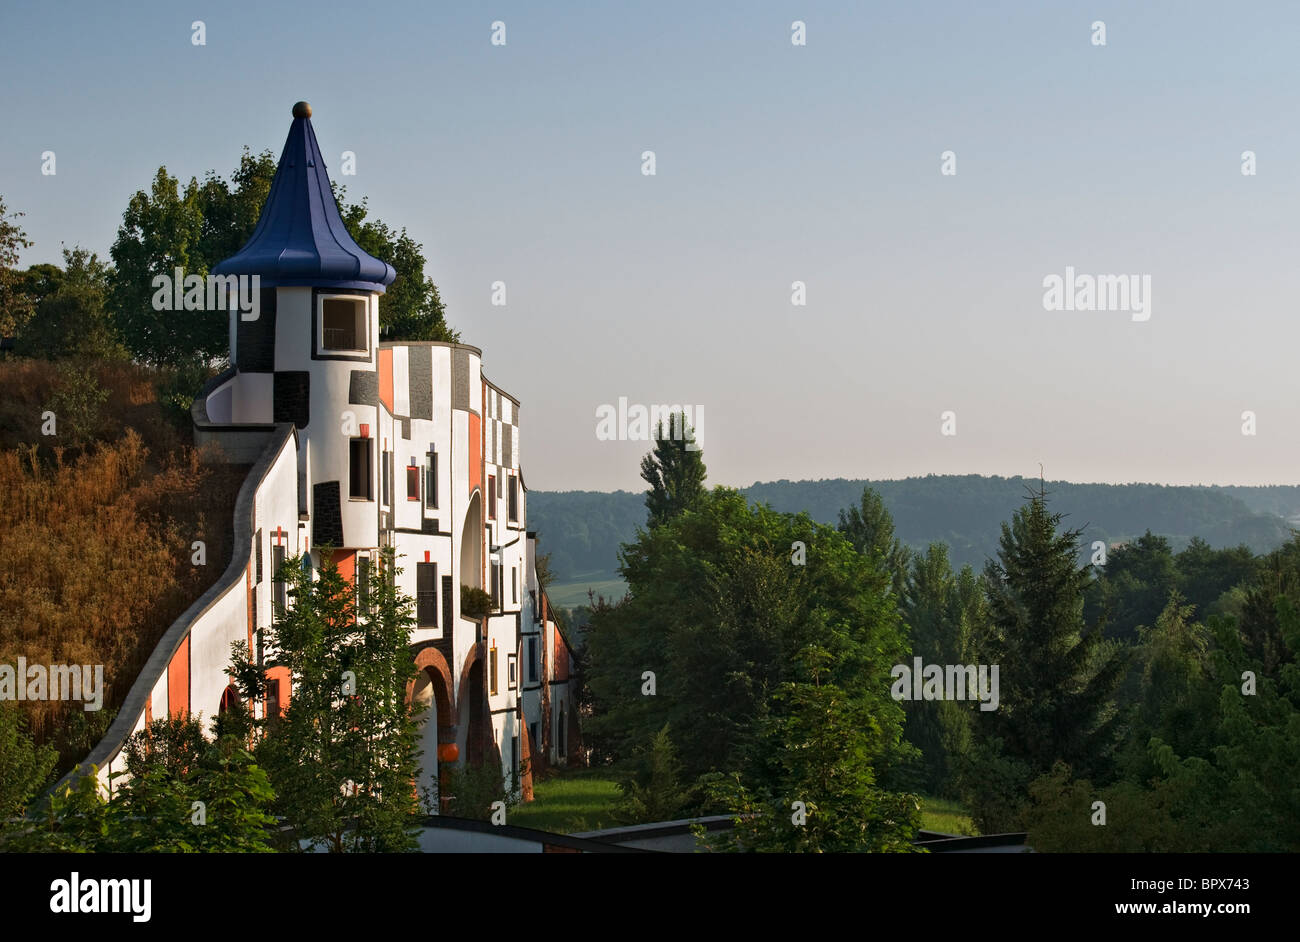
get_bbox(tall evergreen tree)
[639,411,706,529]
[976,489,1127,782]
[837,486,910,594]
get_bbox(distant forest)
[529,476,1300,584]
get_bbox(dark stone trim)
[349,370,378,406]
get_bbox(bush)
[460,586,494,619]
[42,362,109,448]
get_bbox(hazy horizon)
[6,1,1299,490]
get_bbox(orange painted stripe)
[168,636,190,718]
[468,412,482,492]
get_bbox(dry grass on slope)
[0,359,246,769]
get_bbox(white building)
[76,102,579,809]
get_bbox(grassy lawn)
[919,795,978,836]
[510,771,978,839]
[545,574,627,609]
[509,768,624,834]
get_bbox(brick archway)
[410,647,454,722]
[409,646,456,812]
[457,641,496,770]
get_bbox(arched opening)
[460,490,483,591]
[411,671,440,811]
[408,648,456,813]
[219,684,240,715]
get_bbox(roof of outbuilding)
[213,102,396,291]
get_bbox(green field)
[508,768,624,834]
[545,573,627,609]
[510,768,977,839]
[919,795,978,836]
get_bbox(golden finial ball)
[292,101,312,119]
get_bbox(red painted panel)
[265,666,291,716]
[168,636,190,718]
[468,412,482,492]
[332,548,356,583]
[379,349,394,412]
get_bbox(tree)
[109,167,216,368]
[1175,536,1257,619]
[237,546,420,852]
[0,704,58,825]
[700,647,922,853]
[1088,530,1178,643]
[897,543,979,796]
[639,411,706,529]
[6,717,277,853]
[0,196,34,338]
[15,247,125,361]
[586,487,909,793]
[615,724,690,824]
[964,489,1127,828]
[837,486,910,594]
[337,192,459,343]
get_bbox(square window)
[321,297,367,352]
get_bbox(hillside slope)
[529,476,1297,592]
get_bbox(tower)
[213,101,396,557]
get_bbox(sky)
[4,1,1300,491]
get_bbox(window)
[381,450,391,505]
[512,733,519,775]
[508,653,517,690]
[528,637,538,683]
[416,562,437,627]
[489,645,498,696]
[357,554,371,616]
[272,543,286,618]
[488,475,496,519]
[508,476,519,522]
[425,449,438,509]
[266,678,281,718]
[407,465,420,501]
[441,575,453,630]
[349,438,373,500]
[321,296,366,352]
[512,567,517,604]
[491,561,502,611]
[255,529,263,583]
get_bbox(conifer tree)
[639,411,707,529]
[976,488,1126,781]
[246,546,420,852]
[838,486,910,594]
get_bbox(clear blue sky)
[5,1,1300,489]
